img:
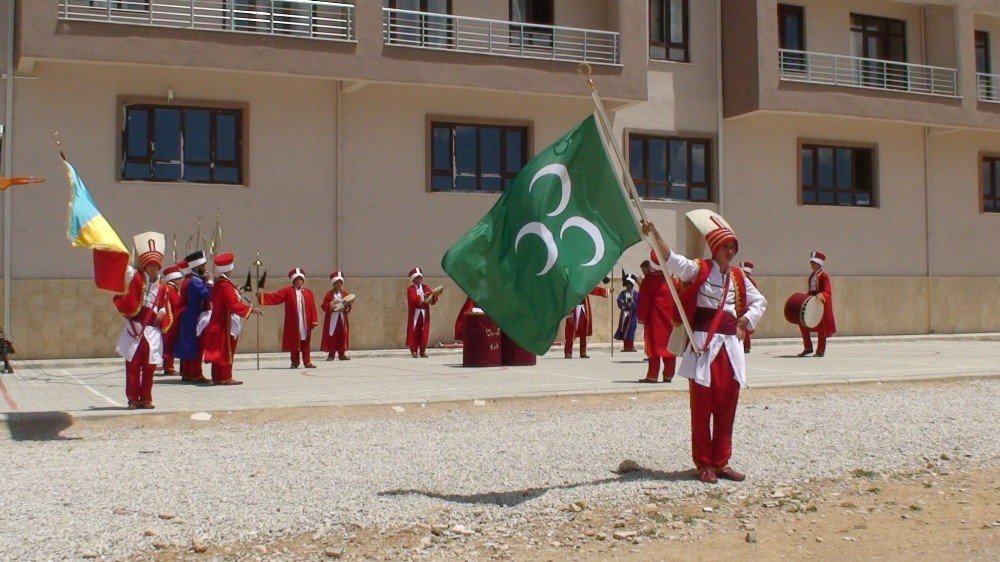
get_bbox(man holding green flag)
[442,115,641,356]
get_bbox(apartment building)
[0,0,996,359]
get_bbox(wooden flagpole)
[579,65,701,355]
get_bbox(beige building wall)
[926,127,1000,276]
[339,83,594,278]
[723,112,929,277]
[7,61,338,279]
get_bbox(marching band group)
[111,217,835,484]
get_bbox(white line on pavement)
[60,369,122,407]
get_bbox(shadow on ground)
[4,411,79,441]
[377,464,693,507]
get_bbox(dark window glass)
[430,121,528,193]
[800,144,876,207]
[628,134,710,201]
[121,104,243,185]
[90,1,149,10]
[778,4,805,50]
[649,0,689,62]
[981,156,1000,213]
[384,0,454,47]
[975,31,991,74]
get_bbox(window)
[89,0,148,10]
[384,0,453,47]
[430,121,528,193]
[122,104,243,185]
[628,134,710,201]
[851,14,907,89]
[981,156,1000,213]
[778,4,806,72]
[975,31,991,74]
[800,144,875,207]
[649,0,689,62]
[510,0,554,49]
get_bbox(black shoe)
[815,352,824,357]
[797,350,814,357]
[290,363,299,369]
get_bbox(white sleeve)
[664,251,699,283]
[743,277,767,330]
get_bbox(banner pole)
[580,65,700,354]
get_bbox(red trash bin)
[462,313,501,367]
[500,332,537,366]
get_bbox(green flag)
[442,115,641,355]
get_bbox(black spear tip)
[257,270,267,290]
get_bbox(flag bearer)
[203,252,259,385]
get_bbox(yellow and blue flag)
[64,156,130,293]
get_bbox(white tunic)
[295,287,307,340]
[328,292,345,336]
[413,284,426,328]
[115,269,165,364]
[665,252,767,388]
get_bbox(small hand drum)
[333,293,356,313]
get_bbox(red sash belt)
[133,306,157,326]
[693,306,738,336]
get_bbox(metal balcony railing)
[978,73,1000,103]
[382,8,620,66]
[779,49,958,98]
[58,0,355,42]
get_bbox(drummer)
[406,267,438,358]
[642,219,766,484]
[454,297,483,341]
[321,271,352,361]
[798,251,836,357]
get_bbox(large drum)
[462,313,501,367]
[500,332,537,366]
[784,292,825,329]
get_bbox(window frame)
[850,13,907,62]
[798,140,878,208]
[426,116,532,194]
[778,4,805,51]
[625,130,713,202]
[116,96,249,187]
[649,0,690,63]
[979,152,1000,213]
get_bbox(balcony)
[382,8,620,66]
[58,0,356,42]
[978,73,1000,104]
[779,49,958,98]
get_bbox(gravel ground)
[0,379,997,561]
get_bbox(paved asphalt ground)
[0,335,997,419]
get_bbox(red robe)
[807,270,837,336]
[406,284,436,349]
[636,271,678,358]
[258,286,319,351]
[202,276,254,366]
[565,287,609,337]
[320,289,351,352]
[161,282,183,363]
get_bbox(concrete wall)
[724,112,929,277]
[3,273,996,359]
[339,83,594,278]
[6,62,338,279]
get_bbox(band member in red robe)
[799,251,836,357]
[644,218,767,484]
[258,268,318,368]
[406,267,438,358]
[113,232,173,409]
[637,250,679,382]
[159,265,184,376]
[564,285,609,359]
[740,262,757,354]
[202,252,259,385]
[320,271,352,361]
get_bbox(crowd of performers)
[112,224,836,485]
